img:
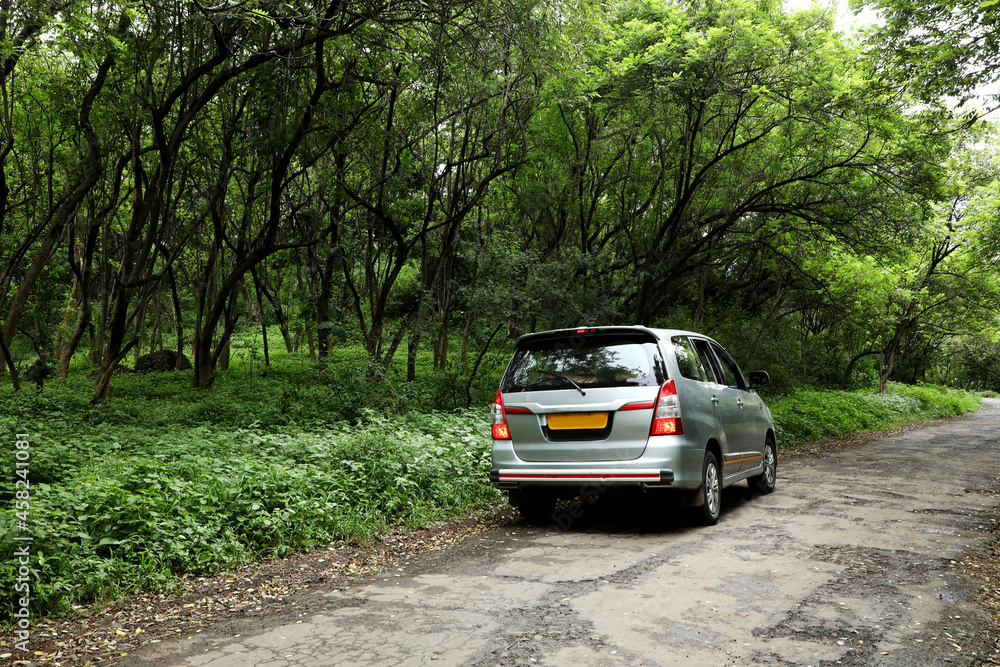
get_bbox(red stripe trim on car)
[499,473,660,480]
[619,401,655,411]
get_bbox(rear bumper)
[491,435,703,491]
[491,468,674,488]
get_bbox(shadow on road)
[531,482,765,534]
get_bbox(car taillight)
[492,388,511,440]
[650,379,683,436]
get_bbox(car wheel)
[696,451,722,526]
[750,438,777,495]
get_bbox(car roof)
[513,325,715,345]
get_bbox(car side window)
[711,343,746,389]
[671,336,708,382]
[691,338,720,384]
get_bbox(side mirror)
[748,371,770,389]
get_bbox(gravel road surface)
[121,399,1000,666]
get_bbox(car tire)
[696,451,722,526]
[749,437,777,495]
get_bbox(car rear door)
[691,338,744,479]
[708,342,765,473]
[500,331,666,463]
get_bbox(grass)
[0,345,986,624]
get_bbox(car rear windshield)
[501,333,666,393]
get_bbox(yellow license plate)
[547,412,609,430]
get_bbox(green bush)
[0,407,498,621]
[770,382,981,449]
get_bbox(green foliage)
[944,334,1000,393]
[0,364,499,621]
[3,0,999,403]
[861,0,1000,103]
[769,382,981,449]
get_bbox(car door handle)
[711,396,719,405]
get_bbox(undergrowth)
[0,358,985,623]
[769,382,982,449]
[0,377,498,620]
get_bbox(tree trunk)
[407,298,428,382]
[59,299,92,379]
[315,250,336,360]
[217,287,240,373]
[167,266,185,370]
[194,335,214,389]
[460,309,477,365]
[0,329,20,390]
[306,328,316,363]
[59,219,100,378]
[131,293,150,367]
[54,283,80,366]
[433,253,454,371]
[252,261,292,354]
[462,322,504,407]
[434,305,450,371]
[260,306,270,367]
[250,265,270,367]
[381,309,416,374]
[3,203,81,355]
[838,350,880,390]
[91,339,137,403]
[279,323,293,354]
[92,257,110,368]
[879,301,918,395]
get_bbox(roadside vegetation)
[0,341,986,622]
[770,382,983,449]
[0,350,502,620]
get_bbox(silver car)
[490,326,776,525]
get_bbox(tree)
[89,0,384,397]
[491,0,954,336]
[2,0,998,400]
[0,1,116,387]
[809,129,1000,393]
[859,0,1000,105]
[332,0,544,372]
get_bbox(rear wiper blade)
[533,369,586,396]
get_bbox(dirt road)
[123,399,1000,666]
